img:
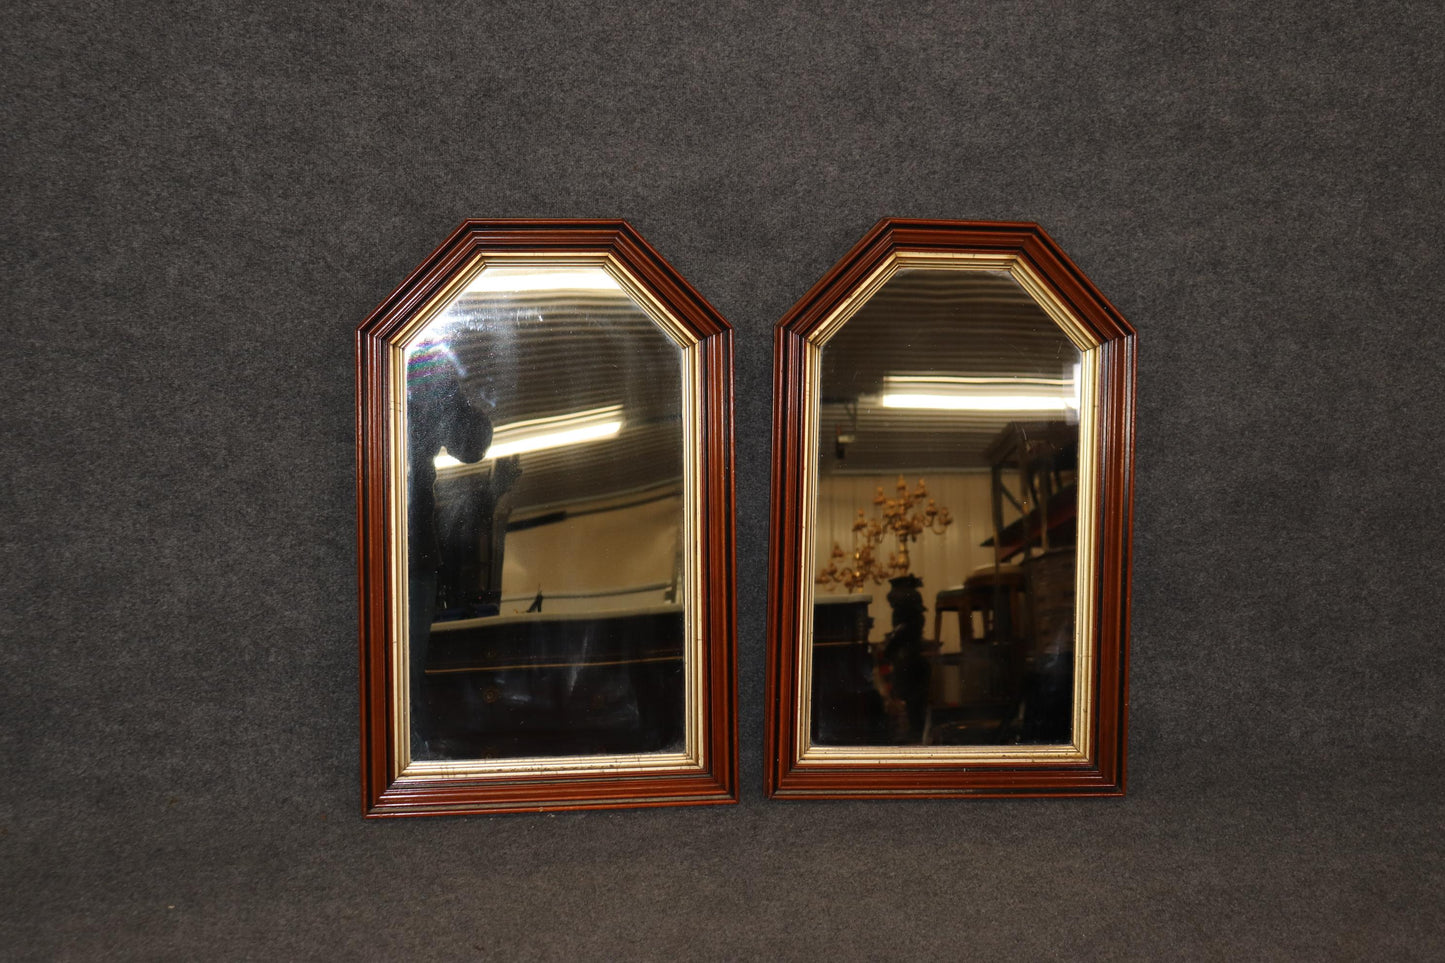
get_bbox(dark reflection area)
[810,268,1081,747]
[405,266,686,761]
[420,608,685,758]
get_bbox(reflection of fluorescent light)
[434,405,623,468]
[462,267,624,295]
[881,394,1070,411]
[880,374,1078,412]
[486,420,622,458]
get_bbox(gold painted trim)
[802,745,1090,764]
[792,251,1102,767]
[679,334,706,767]
[1070,346,1102,759]
[385,252,708,781]
[1007,258,1101,352]
[809,259,903,345]
[792,341,823,757]
[403,750,696,781]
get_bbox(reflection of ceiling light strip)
[885,375,1073,386]
[880,373,1079,412]
[881,394,1071,411]
[484,420,623,459]
[435,405,623,468]
[462,267,624,295]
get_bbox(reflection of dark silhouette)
[433,454,520,619]
[882,574,930,742]
[407,340,493,756]
[408,341,494,573]
[810,597,885,745]
[1020,651,1074,743]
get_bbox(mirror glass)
[404,264,686,761]
[811,267,1082,747]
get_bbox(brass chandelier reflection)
[816,476,953,593]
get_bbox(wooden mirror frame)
[765,219,1135,799]
[358,220,737,816]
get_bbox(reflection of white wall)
[814,472,996,648]
[500,494,682,616]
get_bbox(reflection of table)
[419,605,685,758]
[932,566,1026,647]
[811,595,887,745]
[928,568,1030,744]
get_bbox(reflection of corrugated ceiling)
[420,269,1080,505]
[820,269,1080,472]
[426,290,683,511]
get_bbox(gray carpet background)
[4,1,1443,959]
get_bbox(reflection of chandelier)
[817,476,953,593]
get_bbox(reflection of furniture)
[983,421,1078,564]
[933,565,1027,646]
[420,605,684,758]
[983,422,1079,742]
[1017,548,1076,742]
[810,595,887,745]
[981,423,1079,647]
[930,566,1029,741]
[1023,549,1075,651]
[929,422,1082,746]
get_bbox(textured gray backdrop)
[4,1,1443,959]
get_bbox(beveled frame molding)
[358,220,736,816]
[765,219,1136,799]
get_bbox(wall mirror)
[359,221,736,816]
[766,220,1135,798]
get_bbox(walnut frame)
[358,220,737,816]
[765,219,1136,799]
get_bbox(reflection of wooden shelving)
[983,421,1079,565]
[982,485,1078,562]
[971,421,1079,743]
